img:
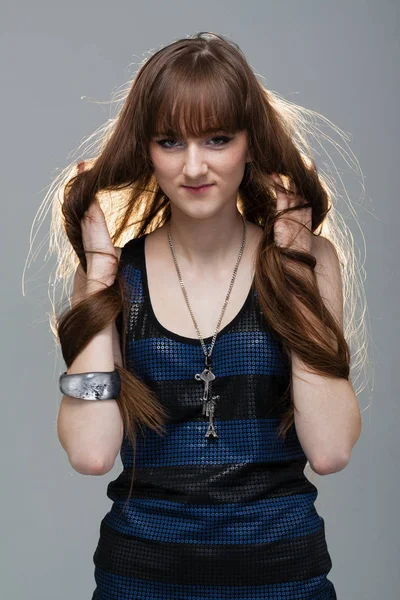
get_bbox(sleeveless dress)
[91,234,337,600]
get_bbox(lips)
[183,184,213,189]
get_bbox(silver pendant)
[195,367,220,438]
[205,395,219,438]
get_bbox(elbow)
[310,452,351,476]
[69,453,112,476]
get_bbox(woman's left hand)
[271,173,313,254]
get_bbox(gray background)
[1,0,397,598]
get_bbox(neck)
[166,208,246,274]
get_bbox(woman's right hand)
[81,199,118,286]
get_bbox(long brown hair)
[30,32,371,499]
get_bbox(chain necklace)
[167,213,247,439]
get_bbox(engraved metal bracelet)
[59,369,121,401]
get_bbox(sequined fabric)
[91,234,337,599]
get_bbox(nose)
[182,143,208,179]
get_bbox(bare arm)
[291,236,362,476]
[57,248,124,475]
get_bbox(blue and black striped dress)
[91,233,337,599]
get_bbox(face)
[148,129,252,217]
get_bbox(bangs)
[148,66,248,139]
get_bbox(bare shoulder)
[311,236,344,327]
[311,236,341,271]
[311,234,336,254]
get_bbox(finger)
[270,173,288,212]
[272,173,303,206]
[271,173,293,201]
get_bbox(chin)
[177,203,232,223]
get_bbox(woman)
[47,32,366,599]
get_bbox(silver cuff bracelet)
[59,369,121,401]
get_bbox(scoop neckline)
[139,233,255,346]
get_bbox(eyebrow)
[153,128,234,138]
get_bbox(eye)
[208,136,232,146]
[156,138,180,149]
[156,136,233,149]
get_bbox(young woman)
[45,31,367,599]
